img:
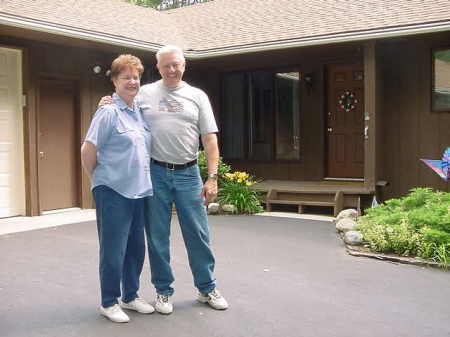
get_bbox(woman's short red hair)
[110,54,144,80]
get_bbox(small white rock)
[335,209,358,223]
[336,218,357,233]
[208,203,220,214]
[344,231,363,245]
[221,204,236,213]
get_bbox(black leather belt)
[151,158,197,170]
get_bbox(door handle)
[327,128,333,132]
[39,151,45,158]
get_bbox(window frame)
[431,47,450,112]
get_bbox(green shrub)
[218,171,264,214]
[356,187,450,268]
[197,150,231,185]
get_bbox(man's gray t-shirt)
[138,80,218,164]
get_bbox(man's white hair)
[156,45,185,63]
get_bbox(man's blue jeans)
[145,162,216,295]
[93,185,146,308]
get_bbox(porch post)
[363,41,378,193]
[79,77,94,209]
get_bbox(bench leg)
[298,205,304,214]
[266,203,272,212]
[334,190,344,217]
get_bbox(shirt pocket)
[114,120,136,147]
[116,121,134,134]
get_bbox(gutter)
[0,13,163,52]
[1,13,450,59]
[187,20,450,59]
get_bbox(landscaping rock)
[221,204,236,213]
[336,218,357,233]
[335,208,358,223]
[208,203,220,214]
[344,231,363,245]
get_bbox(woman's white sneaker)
[120,297,155,314]
[100,304,130,323]
[197,289,228,310]
[155,294,173,314]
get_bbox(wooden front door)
[38,79,79,212]
[326,64,364,178]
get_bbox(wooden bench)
[265,189,346,216]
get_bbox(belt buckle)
[167,163,175,171]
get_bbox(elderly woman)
[81,54,153,323]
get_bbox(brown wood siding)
[0,34,121,214]
[191,44,361,182]
[380,33,450,199]
[192,32,450,200]
[3,27,450,208]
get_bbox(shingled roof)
[1,0,449,58]
[0,0,186,49]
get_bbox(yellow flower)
[224,173,234,180]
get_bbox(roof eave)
[185,20,450,59]
[1,13,449,59]
[0,13,163,52]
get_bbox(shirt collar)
[113,93,138,114]
[158,79,186,91]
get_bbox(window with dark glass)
[432,48,450,112]
[221,69,301,161]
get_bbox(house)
[1,0,450,217]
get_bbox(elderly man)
[138,45,227,314]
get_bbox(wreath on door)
[338,91,358,112]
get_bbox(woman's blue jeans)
[145,163,216,295]
[93,185,146,308]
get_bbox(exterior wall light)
[92,65,102,74]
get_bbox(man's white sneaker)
[120,297,155,314]
[100,304,130,323]
[197,289,228,310]
[155,294,173,315]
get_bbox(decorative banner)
[338,91,359,112]
[420,147,450,181]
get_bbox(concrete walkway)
[0,214,449,337]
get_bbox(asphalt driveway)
[1,215,449,337]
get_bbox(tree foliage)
[126,0,212,10]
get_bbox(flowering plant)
[197,150,231,185]
[223,171,256,186]
[219,171,263,214]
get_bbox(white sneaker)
[155,294,173,315]
[197,289,228,310]
[120,297,155,314]
[100,304,130,323]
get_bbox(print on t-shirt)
[159,97,183,113]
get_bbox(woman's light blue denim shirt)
[85,93,152,199]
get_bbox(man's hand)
[201,178,218,206]
[200,133,219,206]
[98,95,113,108]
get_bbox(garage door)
[0,47,25,218]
